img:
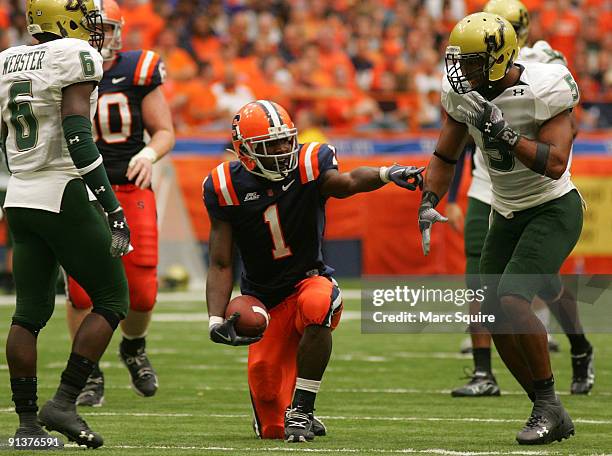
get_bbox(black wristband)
[421,190,440,208]
[531,142,550,176]
[433,151,458,165]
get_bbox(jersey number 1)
[263,204,292,259]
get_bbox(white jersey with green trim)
[0,38,102,212]
[442,61,579,218]
[465,41,569,208]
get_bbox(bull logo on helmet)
[484,17,506,53]
[65,0,83,11]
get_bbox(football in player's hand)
[225,295,269,337]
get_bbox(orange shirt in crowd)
[158,48,198,81]
[182,82,218,128]
[192,36,222,63]
[540,8,581,64]
[0,6,9,28]
[122,3,164,50]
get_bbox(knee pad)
[91,308,122,330]
[249,360,282,402]
[297,277,342,330]
[11,319,41,337]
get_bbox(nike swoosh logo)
[282,179,295,191]
[112,77,126,84]
[214,330,232,342]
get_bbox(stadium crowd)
[0,0,610,133]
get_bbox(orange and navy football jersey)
[203,142,339,308]
[93,50,165,184]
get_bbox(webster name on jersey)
[442,62,579,218]
[2,50,46,74]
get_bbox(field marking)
[0,289,364,307]
[105,445,556,455]
[1,409,605,426]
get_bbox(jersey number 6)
[263,204,292,260]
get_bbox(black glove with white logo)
[107,207,130,257]
[209,313,262,346]
[458,91,520,148]
[418,191,448,256]
[380,165,425,191]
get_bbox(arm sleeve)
[63,115,120,213]
[203,175,231,222]
[447,145,470,203]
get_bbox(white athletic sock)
[295,377,321,394]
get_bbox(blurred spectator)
[0,0,608,132]
[155,29,197,81]
[539,0,581,67]
[120,0,164,51]
[211,66,256,128]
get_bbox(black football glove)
[458,91,520,148]
[107,207,131,257]
[381,165,425,191]
[209,312,262,346]
[418,191,448,256]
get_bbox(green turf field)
[0,291,610,455]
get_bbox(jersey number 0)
[94,92,132,144]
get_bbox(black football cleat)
[11,425,64,450]
[571,347,595,395]
[119,340,159,397]
[38,400,103,449]
[516,400,574,445]
[76,370,105,407]
[311,415,327,436]
[284,406,315,443]
[451,370,501,397]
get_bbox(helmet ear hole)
[496,55,504,64]
[70,21,79,30]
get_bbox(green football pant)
[480,189,583,317]
[6,179,129,332]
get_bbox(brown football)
[225,295,269,337]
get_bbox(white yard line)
[103,445,556,456]
[1,409,606,426]
[0,289,364,307]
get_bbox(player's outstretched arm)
[419,113,469,255]
[206,217,260,346]
[319,165,424,199]
[128,87,176,189]
[62,82,130,257]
